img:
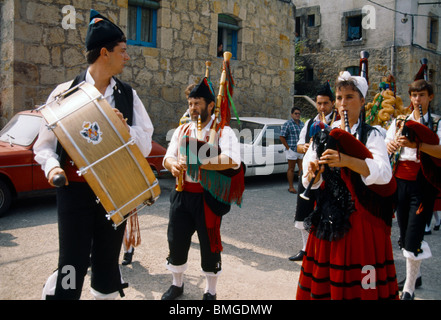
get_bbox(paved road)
[0,173,440,300]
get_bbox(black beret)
[85,9,125,51]
[316,81,335,101]
[188,78,215,102]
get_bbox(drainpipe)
[391,0,397,76]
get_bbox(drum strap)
[57,70,135,168]
[68,70,134,125]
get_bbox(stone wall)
[296,45,441,116]
[0,0,296,146]
[293,0,441,115]
[0,0,15,127]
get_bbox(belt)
[176,182,204,193]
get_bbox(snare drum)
[38,81,160,227]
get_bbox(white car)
[230,117,288,176]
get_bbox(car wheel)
[0,180,13,217]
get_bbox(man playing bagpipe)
[385,79,441,300]
[296,71,398,300]
[162,78,242,300]
[289,81,336,262]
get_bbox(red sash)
[394,160,421,181]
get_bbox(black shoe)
[203,292,217,300]
[400,291,415,300]
[434,224,440,231]
[161,284,184,300]
[289,250,305,261]
[424,230,432,235]
[397,276,422,291]
[122,249,134,265]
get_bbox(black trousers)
[395,173,437,255]
[167,189,221,273]
[49,182,126,299]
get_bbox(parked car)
[229,117,288,177]
[147,141,168,176]
[0,110,166,216]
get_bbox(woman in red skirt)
[296,71,399,300]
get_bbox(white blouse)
[302,119,393,190]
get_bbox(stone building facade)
[0,0,296,145]
[293,0,441,116]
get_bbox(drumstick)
[52,174,66,187]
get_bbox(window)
[347,15,362,41]
[230,119,263,144]
[218,14,239,59]
[428,16,438,48]
[346,66,360,76]
[304,68,314,82]
[127,0,159,47]
[261,126,283,147]
[308,14,315,27]
[296,17,301,34]
[342,10,365,46]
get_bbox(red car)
[0,111,166,216]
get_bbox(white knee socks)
[204,273,219,295]
[301,229,309,251]
[403,258,422,295]
[172,272,184,287]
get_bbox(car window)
[260,125,282,146]
[230,119,264,144]
[0,114,43,146]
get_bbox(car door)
[255,125,286,175]
[266,125,287,174]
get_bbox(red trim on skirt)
[296,177,399,300]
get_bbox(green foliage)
[294,40,306,83]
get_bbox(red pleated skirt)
[296,206,399,300]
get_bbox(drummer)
[34,10,153,300]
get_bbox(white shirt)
[34,68,154,178]
[164,119,241,182]
[385,111,441,163]
[302,119,392,189]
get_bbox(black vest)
[56,71,134,166]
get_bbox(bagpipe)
[389,57,441,191]
[415,58,428,82]
[400,113,441,191]
[302,110,397,240]
[177,52,244,209]
[301,111,397,201]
